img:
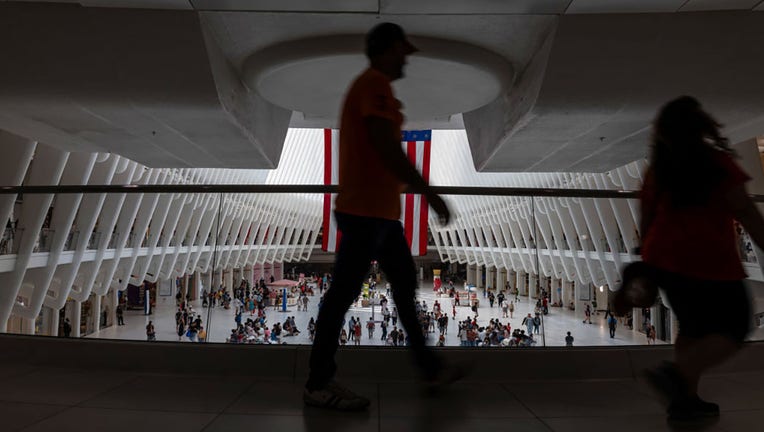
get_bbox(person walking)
[583,304,592,324]
[522,313,534,335]
[305,23,459,411]
[509,301,515,319]
[619,96,764,421]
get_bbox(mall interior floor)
[89,281,663,347]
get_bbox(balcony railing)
[1,184,762,347]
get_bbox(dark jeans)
[306,212,440,390]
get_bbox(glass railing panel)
[0,186,759,350]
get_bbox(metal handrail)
[2,184,764,201]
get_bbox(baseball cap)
[365,22,418,58]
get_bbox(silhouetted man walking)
[304,22,456,411]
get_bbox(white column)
[562,280,572,307]
[92,294,101,332]
[670,310,680,344]
[183,273,190,296]
[71,301,82,338]
[243,267,252,287]
[21,317,35,335]
[194,271,202,298]
[529,273,538,299]
[0,130,36,250]
[509,271,517,293]
[111,289,118,327]
[552,279,562,304]
[0,143,68,332]
[466,265,476,285]
[50,308,60,337]
[497,269,507,293]
[476,265,484,289]
[224,268,233,291]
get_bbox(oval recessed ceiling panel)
[244,35,513,124]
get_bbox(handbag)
[612,261,659,316]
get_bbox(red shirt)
[335,68,405,220]
[641,151,750,280]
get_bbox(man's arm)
[366,116,450,224]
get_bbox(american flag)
[322,129,432,256]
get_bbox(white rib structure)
[0,128,759,336]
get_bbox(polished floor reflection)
[0,362,760,431]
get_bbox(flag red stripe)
[322,129,332,251]
[404,141,416,248]
[419,140,431,255]
[323,129,332,185]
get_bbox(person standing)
[367,318,375,339]
[348,317,355,342]
[305,23,458,411]
[146,321,155,341]
[380,319,388,341]
[607,313,617,338]
[628,96,764,421]
[353,322,362,346]
[509,301,515,319]
[63,318,72,337]
[116,304,124,326]
[565,331,574,347]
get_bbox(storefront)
[126,281,157,313]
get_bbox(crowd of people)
[221,274,330,344]
[171,297,206,343]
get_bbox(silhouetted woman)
[639,96,764,421]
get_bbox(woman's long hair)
[649,96,733,207]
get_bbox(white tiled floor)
[88,281,661,347]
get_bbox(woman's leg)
[675,334,741,397]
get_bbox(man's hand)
[428,193,451,226]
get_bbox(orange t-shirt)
[641,151,750,280]
[334,68,405,220]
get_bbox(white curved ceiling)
[1,0,764,173]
